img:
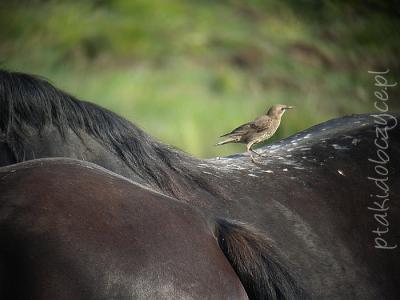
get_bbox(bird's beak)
[285,106,294,110]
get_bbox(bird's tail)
[215,137,238,146]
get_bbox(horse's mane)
[0,69,212,198]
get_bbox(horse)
[0,158,306,300]
[1,69,399,298]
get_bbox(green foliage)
[1,0,399,157]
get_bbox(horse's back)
[0,158,247,300]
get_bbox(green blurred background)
[1,0,399,158]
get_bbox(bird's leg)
[255,148,268,157]
[251,143,270,157]
[248,144,262,156]
[250,149,262,156]
[247,143,259,162]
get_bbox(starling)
[216,104,293,160]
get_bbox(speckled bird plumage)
[217,104,293,159]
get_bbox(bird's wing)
[220,122,253,137]
[220,116,272,137]
[250,115,273,132]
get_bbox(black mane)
[0,69,211,198]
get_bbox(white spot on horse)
[283,168,288,172]
[202,171,213,175]
[332,144,349,150]
[304,134,312,139]
[226,164,246,170]
[337,170,345,176]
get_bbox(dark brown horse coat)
[1,70,399,299]
[0,159,249,299]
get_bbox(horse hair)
[215,218,309,300]
[0,69,214,198]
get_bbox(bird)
[216,104,293,160]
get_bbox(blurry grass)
[1,0,399,158]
